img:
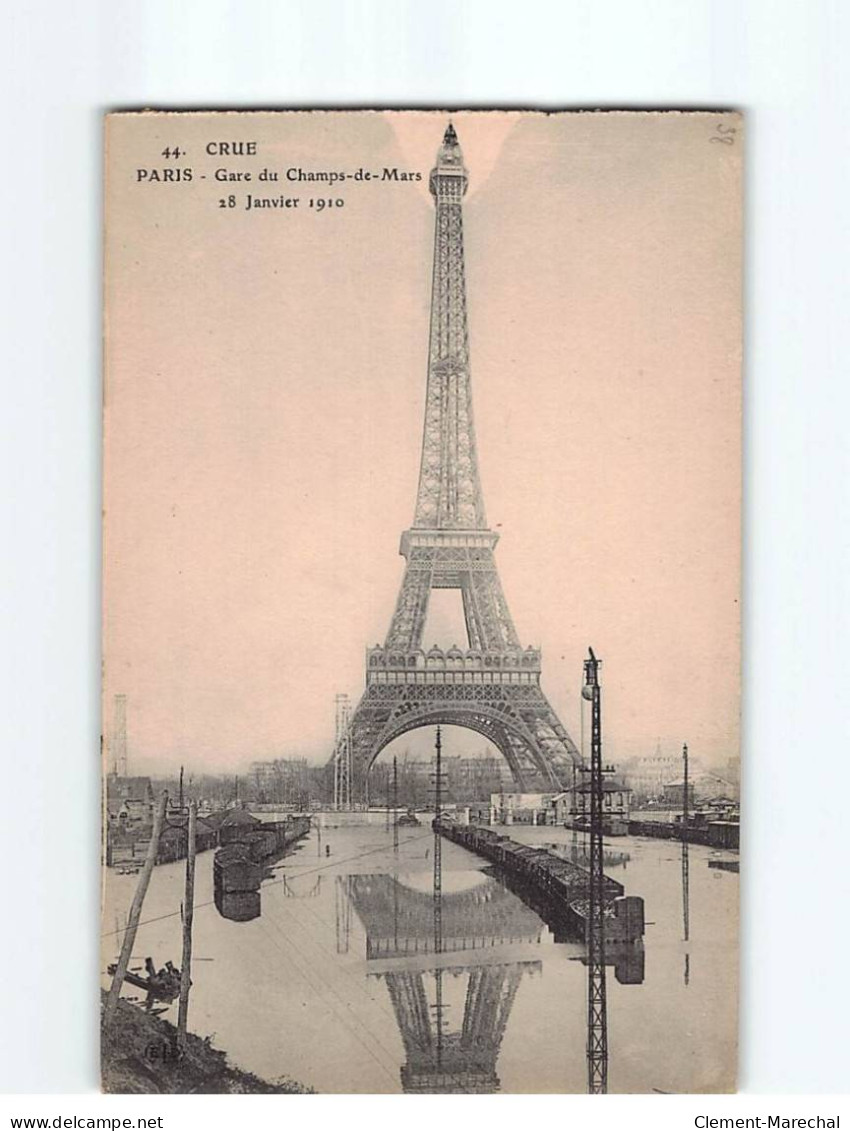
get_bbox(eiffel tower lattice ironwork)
[337,122,580,802]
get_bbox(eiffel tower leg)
[516,687,582,785]
[487,722,532,792]
[347,695,396,805]
[386,560,432,651]
[463,562,520,651]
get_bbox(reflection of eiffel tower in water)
[387,962,527,1093]
[346,870,541,1093]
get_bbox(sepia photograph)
[101,109,742,1095]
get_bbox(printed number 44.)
[161,147,184,159]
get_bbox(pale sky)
[104,110,741,776]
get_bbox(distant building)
[249,758,310,807]
[490,792,557,825]
[661,780,696,808]
[105,774,153,816]
[620,746,740,805]
[377,750,511,808]
[442,754,510,802]
[618,748,679,798]
[551,780,633,824]
[692,768,740,802]
[115,798,152,827]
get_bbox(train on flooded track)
[213,814,311,922]
[435,819,645,958]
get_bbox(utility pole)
[582,649,608,1094]
[105,791,168,1025]
[177,801,196,1048]
[432,727,444,896]
[385,764,391,831]
[392,753,399,854]
[681,743,690,987]
[571,761,579,861]
[178,765,184,811]
[432,727,444,1072]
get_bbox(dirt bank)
[101,997,313,1094]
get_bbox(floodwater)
[102,816,738,1094]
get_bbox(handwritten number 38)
[710,123,736,146]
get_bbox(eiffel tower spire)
[414,123,486,530]
[388,125,516,653]
[334,122,581,799]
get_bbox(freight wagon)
[436,819,643,948]
[219,813,311,861]
[213,814,312,916]
[628,817,739,850]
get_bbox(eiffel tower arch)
[336,123,580,802]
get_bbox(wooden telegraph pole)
[104,790,168,1024]
[177,801,197,1048]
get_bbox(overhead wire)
[100,826,436,938]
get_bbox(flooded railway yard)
[102,817,738,1094]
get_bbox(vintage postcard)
[102,109,742,1094]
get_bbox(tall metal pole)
[571,761,579,861]
[433,727,444,1072]
[681,743,690,987]
[392,754,399,853]
[105,791,168,1025]
[682,835,691,986]
[386,764,391,831]
[433,727,443,915]
[583,649,608,1094]
[177,801,196,1047]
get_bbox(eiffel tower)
[340,123,580,802]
